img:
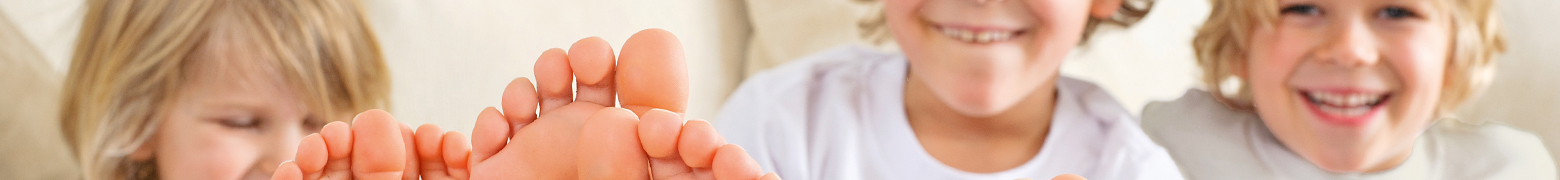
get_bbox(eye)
[1280,4,1322,16]
[218,117,261,129]
[300,117,327,134]
[1377,6,1419,19]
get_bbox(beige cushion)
[0,7,80,180]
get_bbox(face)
[885,0,1119,117]
[1245,0,1450,172]
[134,36,340,180]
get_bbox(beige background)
[2,0,1556,178]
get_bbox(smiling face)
[885,0,1120,117]
[1244,0,1451,172]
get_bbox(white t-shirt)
[714,46,1184,180]
[1141,89,1557,179]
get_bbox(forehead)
[175,16,308,111]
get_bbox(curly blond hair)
[1192,0,1505,115]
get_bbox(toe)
[616,28,689,115]
[469,107,509,165]
[501,78,541,129]
[441,131,471,179]
[414,124,447,177]
[1051,174,1087,180]
[759,173,781,180]
[273,161,303,180]
[399,123,420,180]
[295,133,329,174]
[534,48,575,113]
[577,107,651,180]
[319,121,353,178]
[638,109,685,158]
[321,122,353,159]
[350,110,408,179]
[568,37,618,107]
[414,124,446,168]
[711,144,763,180]
[677,120,725,168]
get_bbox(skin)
[272,29,779,180]
[886,0,1121,173]
[1243,0,1450,173]
[133,26,362,180]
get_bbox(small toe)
[677,120,725,168]
[638,109,685,158]
[272,161,303,180]
[711,144,763,180]
[568,37,618,107]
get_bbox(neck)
[902,73,1059,172]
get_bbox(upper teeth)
[1305,92,1384,107]
[939,27,1015,43]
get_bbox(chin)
[1307,154,1377,173]
[940,88,1017,118]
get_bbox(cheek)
[154,120,259,179]
[1247,30,1307,98]
[1384,29,1449,118]
[884,0,926,49]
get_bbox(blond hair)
[59,0,390,179]
[855,0,1156,45]
[1192,0,1505,115]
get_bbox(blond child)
[59,0,394,179]
[712,0,1182,179]
[1142,0,1556,178]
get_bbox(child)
[1142,0,1556,178]
[713,0,1182,179]
[59,0,393,179]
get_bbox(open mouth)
[935,26,1025,44]
[1300,90,1391,126]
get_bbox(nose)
[1312,18,1381,67]
[257,127,305,175]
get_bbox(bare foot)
[452,29,778,180]
[271,110,425,180]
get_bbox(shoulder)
[1140,89,1258,139]
[1052,77,1185,179]
[713,46,902,177]
[1137,89,1270,179]
[1425,120,1557,179]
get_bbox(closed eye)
[1281,4,1322,16]
[219,117,262,130]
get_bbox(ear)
[1090,0,1123,19]
[1231,59,1250,79]
[130,138,156,161]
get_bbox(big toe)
[350,110,408,179]
[616,28,689,115]
[577,107,652,180]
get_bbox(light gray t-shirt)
[714,46,1184,180]
[1142,89,1556,180]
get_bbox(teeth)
[939,27,1017,43]
[1304,91,1387,116]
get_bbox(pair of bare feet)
[270,29,779,180]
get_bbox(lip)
[924,20,1030,44]
[1299,89,1390,127]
